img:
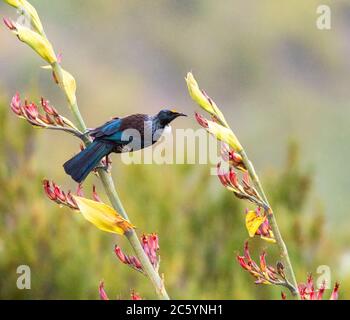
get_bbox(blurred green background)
[0,0,350,299]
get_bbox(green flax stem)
[51,62,170,300]
[239,149,300,299]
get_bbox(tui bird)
[63,109,186,183]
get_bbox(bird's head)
[156,109,187,126]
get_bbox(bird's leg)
[94,155,111,173]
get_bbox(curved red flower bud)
[10,92,22,115]
[217,162,229,187]
[92,185,102,202]
[38,114,55,125]
[150,233,159,251]
[54,116,65,126]
[244,241,252,262]
[230,151,243,164]
[306,274,314,292]
[330,282,339,300]
[41,98,58,116]
[114,245,127,264]
[66,191,78,208]
[131,256,142,270]
[99,281,109,300]
[53,183,66,202]
[259,251,267,273]
[43,179,57,200]
[317,281,326,300]
[114,245,143,271]
[194,112,209,128]
[57,53,63,64]
[229,167,239,188]
[131,290,142,300]
[242,172,251,187]
[141,233,159,268]
[3,18,16,31]
[23,102,39,120]
[236,255,249,270]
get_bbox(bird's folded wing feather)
[89,114,149,147]
[89,118,122,138]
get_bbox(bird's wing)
[89,118,122,138]
[89,114,149,148]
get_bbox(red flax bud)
[43,180,79,210]
[114,246,128,264]
[220,144,246,171]
[10,92,22,115]
[99,281,109,300]
[57,53,63,64]
[317,282,326,300]
[194,112,209,128]
[141,233,160,269]
[330,282,340,300]
[217,162,229,187]
[24,102,39,120]
[131,290,142,300]
[38,114,55,125]
[229,167,239,188]
[66,191,77,209]
[114,245,143,272]
[295,275,339,300]
[259,251,267,273]
[10,93,77,131]
[43,180,57,201]
[217,162,244,192]
[130,256,142,270]
[236,255,250,271]
[114,233,160,273]
[53,182,66,202]
[54,116,65,126]
[41,98,59,116]
[92,185,102,202]
[230,151,243,165]
[3,18,16,31]
[237,242,288,287]
[43,181,104,211]
[98,281,142,300]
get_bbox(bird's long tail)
[63,141,113,183]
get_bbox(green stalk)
[239,149,300,299]
[51,62,170,300]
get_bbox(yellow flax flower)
[245,209,275,243]
[4,0,44,34]
[186,72,228,127]
[60,68,77,106]
[195,112,242,152]
[207,119,243,152]
[74,196,134,234]
[42,65,77,106]
[9,23,57,63]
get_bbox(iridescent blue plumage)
[63,109,186,183]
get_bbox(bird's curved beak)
[174,112,187,117]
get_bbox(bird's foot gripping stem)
[94,155,112,173]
